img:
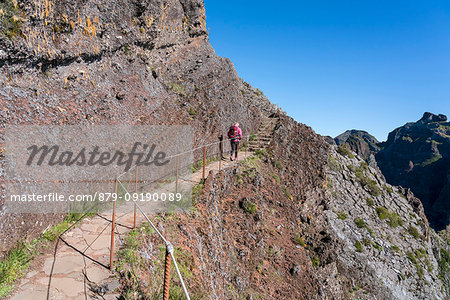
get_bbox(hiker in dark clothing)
[218,134,225,160]
[227,122,242,161]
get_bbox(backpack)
[228,125,238,139]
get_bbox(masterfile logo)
[3,125,194,214]
[25,142,169,173]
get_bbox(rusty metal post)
[110,179,118,271]
[245,136,248,159]
[202,145,206,182]
[134,166,138,229]
[162,248,172,300]
[218,142,222,171]
[175,156,179,193]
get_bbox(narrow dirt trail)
[8,151,252,300]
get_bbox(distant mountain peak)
[420,112,447,123]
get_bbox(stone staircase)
[247,115,278,151]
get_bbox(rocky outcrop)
[334,130,380,160]
[117,135,447,299]
[302,146,445,299]
[376,112,450,230]
[334,113,450,231]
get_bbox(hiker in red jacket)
[227,122,242,161]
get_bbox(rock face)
[309,146,446,299]
[117,129,447,299]
[334,130,380,160]
[335,113,450,231]
[376,112,450,231]
[0,0,279,253]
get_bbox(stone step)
[246,117,279,151]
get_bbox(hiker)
[227,122,242,161]
[218,134,225,160]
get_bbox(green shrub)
[373,242,383,251]
[0,244,33,297]
[354,217,376,237]
[243,201,257,214]
[337,211,347,220]
[383,185,393,194]
[391,245,400,252]
[328,155,341,171]
[438,247,449,284]
[188,107,197,116]
[294,234,305,247]
[311,256,320,268]
[360,161,368,170]
[414,249,427,260]
[387,212,404,228]
[255,88,264,96]
[354,217,366,228]
[281,186,292,200]
[406,251,424,279]
[408,225,420,239]
[366,197,374,207]
[355,241,363,252]
[0,213,90,297]
[363,239,372,247]
[376,207,389,220]
[169,83,186,96]
[352,167,381,197]
[337,145,354,158]
[366,180,381,197]
[0,0,25,39]
[254,149,266,158]
[376,207,404,228]
[242,155,261,170]
[424,256,433,272]
[192,182,204,202]
[416,264,424,278]
[274,160,283,171]
[271,172,280,184]
[123,44,131,55]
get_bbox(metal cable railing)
[109,134,253,299]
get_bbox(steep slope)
[0,0,280,254]
[316,146,446,299]
[376,112,450,230]
[116,127,448,299]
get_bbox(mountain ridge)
[334,112,450,231]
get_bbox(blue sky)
[204,0,450,141]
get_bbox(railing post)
[134,166,138,229]
[175,156,179,193]
[110,179,118,271]
[202,145,206,182]
[245,136,248,159]
[218,142,222,171]
[163,248,172,300]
